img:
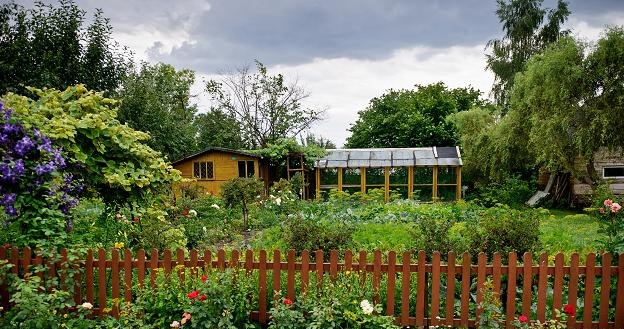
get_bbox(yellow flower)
[114,242,124,249]
[345,271,351,276]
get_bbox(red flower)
[518,315,528,323]
[181,209,189,216]
[3,243,11,249]
[284,298,293,306]
[187,290,199,299]
[199,294,206,301]
[563,304,575,316]
[201,275,208,282]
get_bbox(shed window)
[193,161,214,179]
[238,161,255,178]
[604,167,624,178]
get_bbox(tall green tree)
[194,109,245,151]
[454,27,624,191]
[0,1,131,95]
[346,83,483,148]
[486,0,570,110]
[206,61,325,149]
[117,63,198,161]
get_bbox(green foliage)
[2,85,181,207]
[478,280,504,329]
[346,82,483,148]
[586,182,624,254]
[467,207,545,256]
[117,63,198,161]
[254,138,326,168]
[221,177,264,230]
[486,0,570,108]
[468,176,533,208]
[282,215,355,255]
[269,274,398,329]
[194,109,245,151]
[205,60,325,148]
[0,1,131,95]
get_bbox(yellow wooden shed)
[172,147,266,196]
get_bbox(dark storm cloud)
[12,0,624,72]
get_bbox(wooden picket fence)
[1,247,624,329]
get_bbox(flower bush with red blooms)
[514,305,573,329]
[0,103,83,247]
[587,183,624,254]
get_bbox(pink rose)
[611,203,622,213]
[599,207,605,214]
[604,199,613,207]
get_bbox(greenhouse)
[314,147,462,201]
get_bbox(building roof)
[314,147,462,168]
[172,147,262,165]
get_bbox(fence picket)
[599,253,611,326]
[430,251,441,327]
[493,252,502,296]
[111,248,120,317]
[316,250,323,286]
[287,250,295,301]
[505,252,517,329]
[272,250,281,300]
[416,250,426,327]
[400,251,410,326]
[259,250,267,323]
[0,247,8,311]
[163,249,172,274]
[446,252,456,327]
[522,253,532,318]
[150,249,158,288]
[177,248,185,281]
[537,253,548,322]
[373,250,381,305]
[386,251,396,317]
[461,252,470,328]
[552,253,564,317]
[189,249,197,277]
[568,253,580,328]
[217,249,225,270]
[583,253,596,329]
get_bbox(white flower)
[188,209,197,217]
[211,204,220,209]
[170,320,180,328]
[360,300,374,315]
[80,302,93,310]
[202,226,207,233]
[275,197,282,206]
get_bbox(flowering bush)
[587,183,624,254]
[0,103,83,247]
[514,305,572,329]
[268,272,399,329]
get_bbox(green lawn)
[539,209,603,255]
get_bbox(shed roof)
[314,147,462,168]
[172,147,261,165]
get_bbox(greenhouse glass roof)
[314,147,462,168]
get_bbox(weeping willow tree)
[453,27,624,202]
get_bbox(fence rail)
[1,247,623,329]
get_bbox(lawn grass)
[540,209,603,255]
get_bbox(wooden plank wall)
[1,247,623,329]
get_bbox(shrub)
[469,175,533,208]
[467,207,545,256]
[282,216,354,254]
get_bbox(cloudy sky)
[18,0,624,146]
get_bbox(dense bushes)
[468,176,534,208]
[282,216,355,254]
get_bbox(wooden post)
[384,167,390,202]
[337,167,343,192]
[361,167,366,193]
[408,166,414,199]
[432,165,438,201]
[455,166,462,200]
[315,168,320,200]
